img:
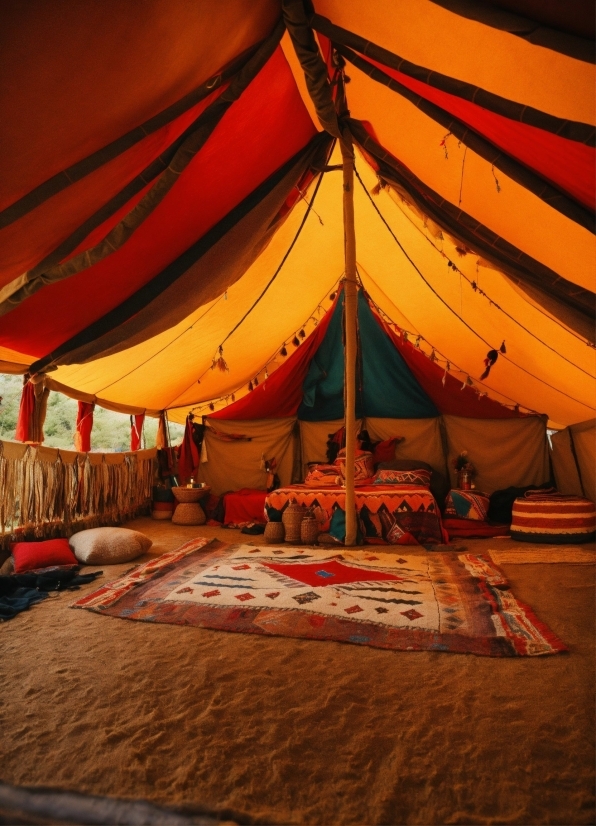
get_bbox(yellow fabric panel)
[550,429,584,497]
[52,168,345,417]
[571,419,596,503]
[443,414,550,494]
[350,149,596,427]
[364,418,447,475]
[198,417,296,496]
[299,420,362,478]
[345,66,595,292]
[314,0,595,123]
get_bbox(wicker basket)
[172,502,206,526]
[282,503,307,543]
[300,516,319,545]
[264,521,285,544]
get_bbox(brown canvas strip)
[311,14,595,144]
[29,132,333,372]
[281,0,342,139]
[349,120,596,341]
[0,22,286,317]
[340,48,594,233]
[42,376,161,418]
[0,43,260,230]
[427,0,594,63]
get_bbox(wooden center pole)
[341,130,358,546]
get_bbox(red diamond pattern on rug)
[265,592,280,599]
[235,592,255,601]
[176,587,193,594]
[401,608,423,620]
[262,559,402,587]
[345,605,364,614]
[202,589,220,598]
[232,564,250,570]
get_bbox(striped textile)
[511,495,596,544]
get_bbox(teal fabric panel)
[298,290,438,421]
[358,292,438,418]
[298,293,354,421]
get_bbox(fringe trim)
[0,442,154,549]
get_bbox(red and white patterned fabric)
[511,495,596,543]
[374,468,432,488]
[304,464,341,487]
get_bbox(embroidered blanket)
[265,485,448,545]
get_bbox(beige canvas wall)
[551,419,595,502]
[199,418,296,495]
[443,415,550,494]
[364,417,447,475]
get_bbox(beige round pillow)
[69,527,152,565]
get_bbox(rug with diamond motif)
[71,538,566,657]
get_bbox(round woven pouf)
[300,516,319,545]
[264,521,285,544]
[282,503,306,543]
[171,486,210,526]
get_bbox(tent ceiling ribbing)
[0,0,593,430]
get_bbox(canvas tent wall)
[0,0,593,447]
[198,289,550,496]
[551,419,596,503]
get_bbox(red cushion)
[11,539,78,573]
[372,438,401,465]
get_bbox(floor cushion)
[69,527,152,564]
[223,489,268,526]
[510,495,596,544]
[11,538,78,573]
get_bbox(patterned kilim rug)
[72,538,566,657]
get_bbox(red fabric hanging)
[74,401,95,452]
[130,413,145,451]
[15,380,36,442]
[178,416,200,483]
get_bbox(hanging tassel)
[442,370,447,387]
[415,336,421,348]
[265,367,269,379]
[209,402,215,412]
[280,345,288,357]
[429,349,436,362]
[500,340,506,354]
[292,336,300,347]
[231,394,235,402]
[403,331,408,343]
[329,291,337,301]
[248,381,253,392]
[298,328,305,339]
[480,348,499,380]
[253,376,259,386]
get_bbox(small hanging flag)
[500,340,506,354]
[280,345,288,357]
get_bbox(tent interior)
[0,1,594,824]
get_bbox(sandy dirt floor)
[1,517,594,825]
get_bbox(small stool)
[171,486,210,526]
[511,495,596,543]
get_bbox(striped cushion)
[511,495,596,544]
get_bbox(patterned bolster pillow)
[335,450,375,482]
[374,468,432,488]
[510,496,596,544]
[444,490,489,521]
